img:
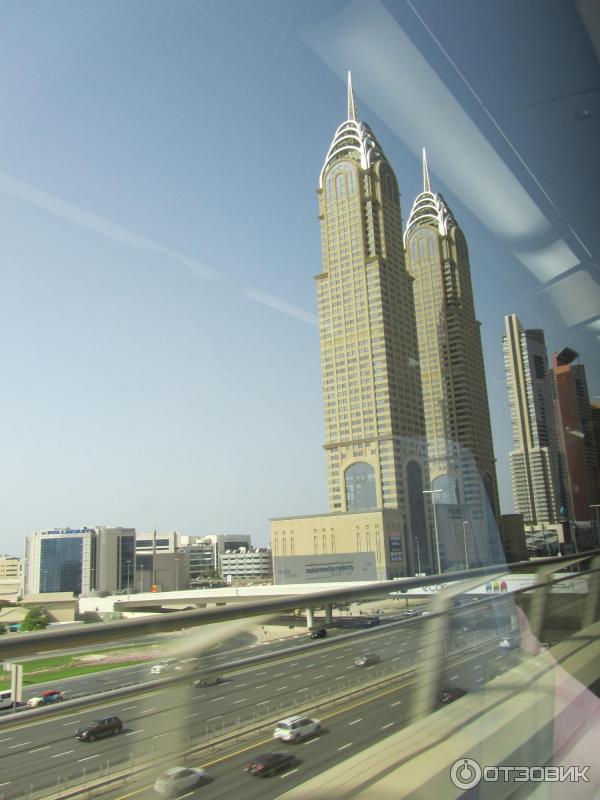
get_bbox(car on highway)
[244,752,296,777]
[309,627,327,639]
[191,675,225,687]
[401,609,420,618]
[75,716,123,741]
[499,635,520,650]
[153,766,208,796]
[273,715,321,743]
[439,687,468,705]
[27,689,64,708]
[151,659,177,675]
[354,653,381,667]
[360,616,381,627]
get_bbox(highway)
[0,608,517,799]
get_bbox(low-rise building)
[219,548,272,580]
[0,555,22,603]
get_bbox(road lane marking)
[297,687,309,692]
[0,782,10,787]
[348,718,362,725]
[184,712,199,719]
[256,701,268,706]
[273,673,285,677]
[192,694,205,700]
[120,705,137,711]
[0,738,13,742]
[256,671,267,676]
[233,699,246,704]
[125,729,144,736]
[381,722,394,729]
[304,737,320,744]
[256,684,267,689]
[141,707,158,713]
[313,674,325,679]
[52,750,74,758]
[210,696,225,702]
[292,674,301,678]
[28,745,51,753]
[280,768,299,778]
[338,742,353,751]
[237,683,248,688]
[78,754,101,762]
[207,715,223,721]
[62,720,81,726]
[276,685,289,691]
[9,741,31,748]
[450,674,459,680]
[390,700,402,707]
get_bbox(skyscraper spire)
[422,147,432,193]
[347,71,358,121]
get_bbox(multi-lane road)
[0,611,518,800]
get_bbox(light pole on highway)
[423,488,443,575]
[462,521,470,571]
[414,536,422,576]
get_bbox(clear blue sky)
[0,1,595,555]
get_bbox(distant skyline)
[0,2,597,557]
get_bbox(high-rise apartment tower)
[315,74,430,561]
[503,315,561,524]
[404,151,500,565]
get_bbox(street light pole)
[423,489,443,575]
[414,536,421,576]
[462,521,470,571]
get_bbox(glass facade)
[118,535,136,590]
[40,536,83,593]
[345,462,377,511]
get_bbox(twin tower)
[271,74,500,580]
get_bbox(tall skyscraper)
[552,348,600,520]
[404,151,500,566]
[316,74,430,554]
[503,315,561,525]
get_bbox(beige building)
[272,510,407,581]
[0,555,22,603]
[272,75,432,579]
[404,151,500,567]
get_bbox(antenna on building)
[347,71,358,121]
[422,147,432,193]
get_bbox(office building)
[553,348,600,520]
[503,315,562,525]
[271,74,432,580]
[0,555,22,603]
[219,549,273,581]
[24,527,136,596]
[178,534,252,584]
[404,150,500,567]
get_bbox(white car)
[273,715,321,743]
[499,636,519,650]
[153,766,207,796]
[150,659,176,675]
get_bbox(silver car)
[153,766,207,796]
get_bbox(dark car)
[244,752,295,777]
[192,675,224,687]
[309,628,327,639]
[75,716,123,742]
[363,616,380,627]
[439,687,468,705]
[354,653,381,667]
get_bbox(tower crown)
[404,149,456,240]
[319,72,386,188]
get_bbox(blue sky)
[0,1,595,555]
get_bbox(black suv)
[309,628,327,639]
[76,716,123,742]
